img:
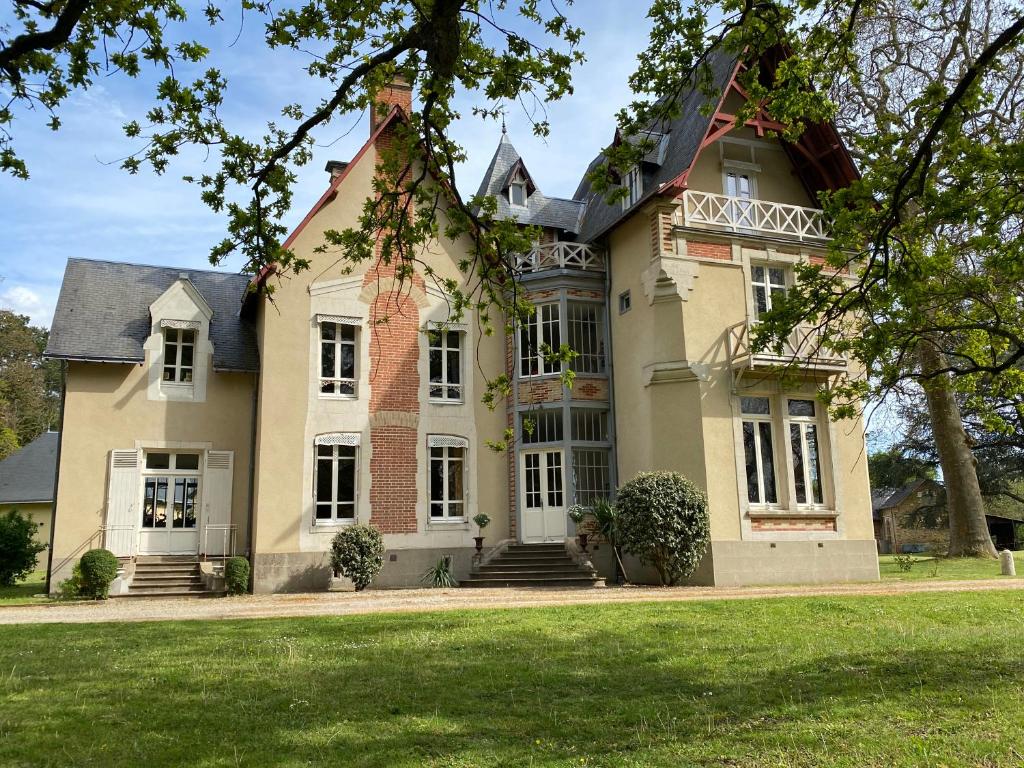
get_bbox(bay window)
[567,302,606,374]
[572,448,610,505]
[519,303,561,377]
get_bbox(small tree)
[78,549,119,599]
[615,472,710,586]
[330,525,384,591]
[0,509,46,586]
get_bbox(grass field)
[0,570,46,606]
[1,591,1023,767]
[879,551,1024,581]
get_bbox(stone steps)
[122,558,225,598]
[461,542,604,589]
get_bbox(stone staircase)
[461,542,605,588]
[125,556,224,598]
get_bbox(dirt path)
[1,577,1022,626]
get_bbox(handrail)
[677,190,829,242]
[727,321,845,370]
[202,523,238,560]
[514,242,606,273]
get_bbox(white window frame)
[509,180,528,208]
[519,303,562,378]
[787,399,827,509]
[621,166,642,210]
[313,435,359,525]
[750,263,788,320]
[161,326,196,386]
[319,318,359,398]
[140,451,202,531]
[739,397,780,508]
[428,436,467,521]
[427,328,464,403]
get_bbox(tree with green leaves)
[0,309,59,458]
[605,0,1023,558]
[868,448,936,493]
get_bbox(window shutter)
[203,450,234,556]
[105,450,139,557]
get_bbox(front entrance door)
[521,449,567,543]
[138,476,201,555]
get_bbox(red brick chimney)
[370,77,412,135]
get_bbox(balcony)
[514,242,605,274]
[675,190,829,242]
[726,321,846,375]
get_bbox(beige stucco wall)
[0,502,51,549]
[251,142,508,589]
[49,361,255,585]
[606,123,876,583]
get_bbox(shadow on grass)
[1,595,1022,767]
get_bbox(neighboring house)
[873,478,1023,553]
[0,431,58,546]
[44,54,879,593]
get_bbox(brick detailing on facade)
[573,377,609,401]
[505,329,517,541]
[566,288,604,301]
[687,240,732,261]
[370,79,412,133]
[751,516,837,533]
[519,378,564,404]
[368,425,419,534]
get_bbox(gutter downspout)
[245,372,259,593]
[44,361,66,594]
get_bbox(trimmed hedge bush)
[79,549,119,599]
[224,557,250,595]
[615,472,710,586]
[0,509,46,586]
[330,525,384,591]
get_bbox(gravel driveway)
[1,578,1022,625]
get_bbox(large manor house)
[42,54,879,592]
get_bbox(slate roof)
[46,259,259,372]
[0,432,58,504]
[573,52,738,243]
[475,133,584,233]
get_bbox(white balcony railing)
[676,190,829,242]
[514,242,605,274]
[727,321,846,372]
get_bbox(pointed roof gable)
[475,132,584,233]
[573,49,860,243]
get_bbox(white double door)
[138,475,201,555]
[521,449,567,543]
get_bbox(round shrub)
[615,472,710,586]
[0,509,47,586]
[224,557,250,595]
[78,548,119,599]
[330,525,384,591]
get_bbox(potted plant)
[472,513,491,553]
[568,505,590,551]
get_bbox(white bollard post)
[1000,549,1016,577]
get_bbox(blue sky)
[0,1,654,329]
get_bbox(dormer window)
[622,166,642,210]
[162,326,195,385]
[509,179,528,208]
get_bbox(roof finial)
[501,114,507,135]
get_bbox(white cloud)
[0,285,56,327]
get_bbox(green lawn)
[0,570,46,606]
[2,592,1023,767]
[879,551,1024,581]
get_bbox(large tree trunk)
[918,341,997,557]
